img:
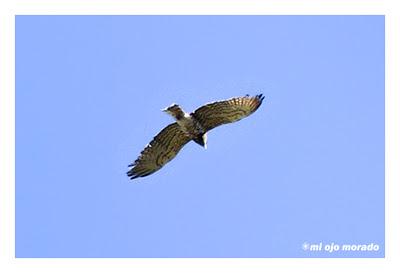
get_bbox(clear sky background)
[16,15,384,258]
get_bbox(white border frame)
[1,1,399,272]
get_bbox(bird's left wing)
[192,94,264,132]
[127,122,191,179]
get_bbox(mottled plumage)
[127,94,264,179]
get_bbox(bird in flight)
[127,94,265,179]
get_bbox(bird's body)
[165,107,204,140]
[163,105,208,148]
[127,94,264,179]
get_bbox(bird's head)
[162,103,179,113]
[194,133,207,149]
[162,104,185,120]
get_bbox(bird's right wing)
[192,94,264,132]
[127,123,191,179]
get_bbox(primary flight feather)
[127,94,264,179]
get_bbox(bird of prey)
[127,94,264,179]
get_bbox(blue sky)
[16,15,384,258]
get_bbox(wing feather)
[192,94,264,132]
[127,123,191,179]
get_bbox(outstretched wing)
[127,123,191,179]
[192,94,264,132]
